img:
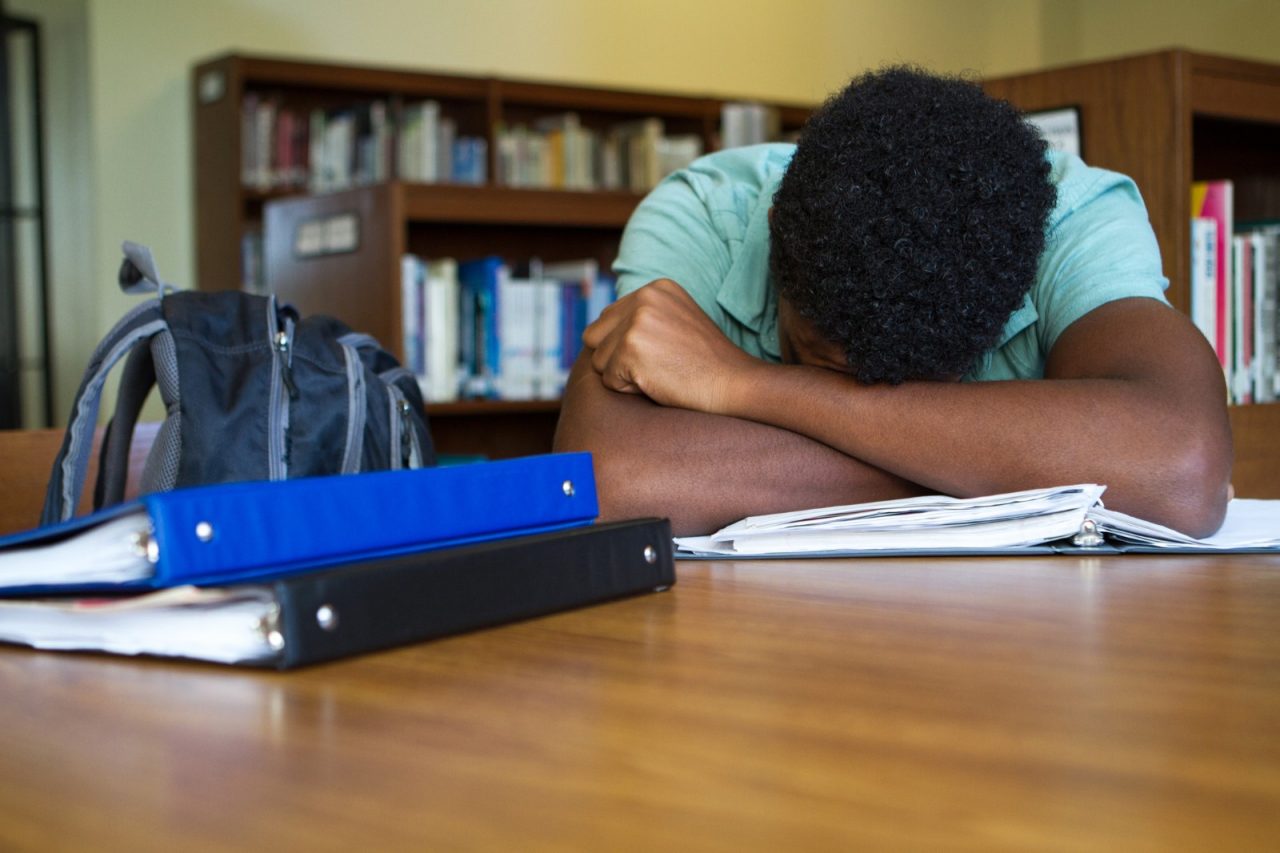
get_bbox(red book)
[1191,181,1234,375]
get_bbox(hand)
[583,279,760,414]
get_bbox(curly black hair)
[769,65,1056,384]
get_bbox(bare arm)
[586,281,1233,537]
[553,354,925,536]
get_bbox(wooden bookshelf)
[193,52,810,459]
[984,49,1280,498]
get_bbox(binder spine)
[271,518,674,668]
[146,452,599,585]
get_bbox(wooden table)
[1,552,1278,850]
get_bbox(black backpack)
[42,242,435,525]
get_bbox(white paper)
[0,510,155,588]
[677,484,1105,556]
[1092,500,1280,550]
[0,585,280,664]
[676,488,1280,557]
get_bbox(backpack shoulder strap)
[92,336,159,511]
[40,299,167,525]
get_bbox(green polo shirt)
[613,143,1169,381]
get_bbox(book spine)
[1234,235,1253,405]
[1190,217,1216,350]
[273,518,674,668]
[1192,180,1234,377]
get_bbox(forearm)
[553,355,925,535]
[738,368,1220,526]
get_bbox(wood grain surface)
[2,553,1278,850]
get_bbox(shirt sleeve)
[612,168,735,327]
[1033,159,1171,354]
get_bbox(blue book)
[0,453,597,593]
[459,256,507,397]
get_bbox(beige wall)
[14,0,1280,422]
[1043,0,1280,68]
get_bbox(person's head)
[769,65,1057,384]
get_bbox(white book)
[1190,217,1217,351]
[657,134,704,180]
[437,116,456,184]
[498,276,537,399]
[1232,236,1253,404]
[1252,230,1278,403]
[253,98,276,190]
[425,258,460,402]
[416,101,440,183]
[400,254,425,376]
[397,109,418,181]
[537,279,564,399]
[308,108,327,192]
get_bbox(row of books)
[240,96,488,193]
[1190,180,1279,405]
[242,95,796,195]
[396,100,488,186]
[495,115,703,192]
[401,254,617,403]
[0,454,675,668]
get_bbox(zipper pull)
[398,398,419,467]
[275,330,300,400]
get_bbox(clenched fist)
[583,279,761,414]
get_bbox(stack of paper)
[1092,501,1280,550]
[676,485,1106,556]
[675,485,1280,558]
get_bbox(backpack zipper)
[381,369,424,469]
[275,330,300,400]
[398,398,417,468]
[267,304,295,480]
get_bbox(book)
[459,256,507,397]
[1253,227,1280,402]
[401,254,426,376]
[0,452,598,592]
[720,102,781,148]
[400,255,461,401]
[425,257,461,402]
[1190,216,1217,351]
[1232,235,1254,404]
[0,518,674,669]
[1191,181,1234,378]
[674,485,1280,558]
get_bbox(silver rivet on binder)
[316,604,339,631]
[130,530,161,564]
[1072,518,1105,547]
[260,605,285,651]
[643,545,657,564]
[562,480,575,497]
[195,521,215,543]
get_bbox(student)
[554,66,1231,538]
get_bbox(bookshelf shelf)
[400,184,643,227]
[985,49,1280,498]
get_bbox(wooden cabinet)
[985,50,1280,497]
[191,53,808,458]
